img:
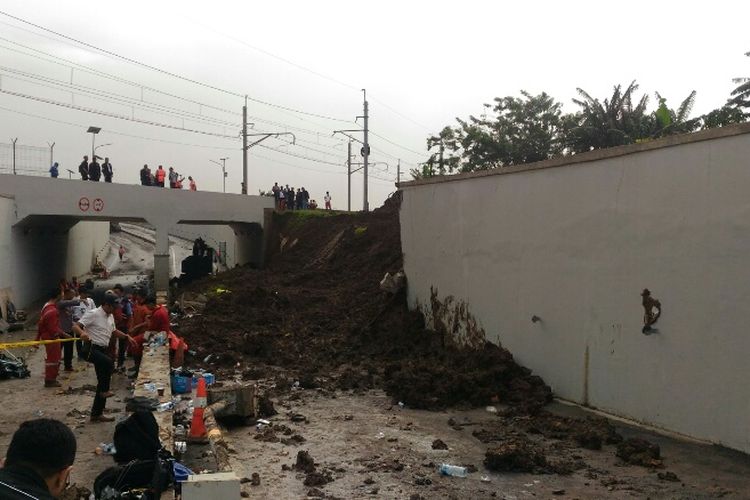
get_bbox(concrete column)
[151,222,173,297]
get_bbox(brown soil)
[180,193,551,413]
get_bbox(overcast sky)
[0,1,748,209]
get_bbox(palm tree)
[728,51,750,110]
[649,91,700,138]
[567,81,650,152]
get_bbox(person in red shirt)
[155,165,166,187]
[126,290,151,377]
[36,288,69,387]
[148,299,188,368]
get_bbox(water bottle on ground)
[439,464,468,477]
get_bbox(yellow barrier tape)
[0,338,77,350]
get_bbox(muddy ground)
[175,196,750,499]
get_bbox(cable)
[369,130,426,156]
[0,36,240,117]
[257,144,342,166]
[0,89,239,138]
[0,105,239,151]
[0,67,242,129]
[0,11,355,123]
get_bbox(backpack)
[113,410,161,464]
[93,457,172,499]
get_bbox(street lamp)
[209,157,229,193]
[87,126,101,161]
[94,143,113,160]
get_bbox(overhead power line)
[0,10,354,123]
[0,67,241,129]
[0,88,238,138]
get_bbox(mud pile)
[180,193,551,411]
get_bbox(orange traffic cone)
[189,377,208,442]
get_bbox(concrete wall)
[0,194,109,310]
[67,221,110,280]
[399,124,750,453]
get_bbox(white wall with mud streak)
[66,221,111,279]
[399,125,750,454]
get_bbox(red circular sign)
[78,197,90,211]
[93,198,104,212]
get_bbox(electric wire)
[0,88,239,138]
[0,11,355,123]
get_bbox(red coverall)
[149,305,188,366]
[36,302,62,382]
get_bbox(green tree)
[646,91,701,138]
[566,81,650,152]
[414,91,566,178]
[700,105,746,129]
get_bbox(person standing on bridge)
[88,157,101,182]
[189,176,197,191]
[139,164,151,186]
[102,157,113,183]
[168,167,178,188]
[49,162,59,178]
[73,291,136,423]
[155,165,166,187]
[78,156,89,181]
[324,191,332,210]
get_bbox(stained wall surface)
[399,125,750,453]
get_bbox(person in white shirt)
[73,292,136,423]
[324,191,332,210]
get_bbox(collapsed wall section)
[399,126,750,453]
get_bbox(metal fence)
[0,141,52,177]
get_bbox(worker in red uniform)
[125,289,150,378]
[35,288,69,387]
[147,297,188,368]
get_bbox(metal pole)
[362,89,369,212]
[91,133,95,162]
[347,140,352,212]
[439,139,444,174]
[11,137,17,175]
[397,159,400,184]
[222,157,227,193]
[48,141,55,168]
[242,96,248,194]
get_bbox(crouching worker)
[146,296,189,368]
[0,418,76,499]
[73,291,137,423]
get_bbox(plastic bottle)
[156,401,175,412]
[438,464,468,478]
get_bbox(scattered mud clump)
[616,438,663,467]
[431,439,449,450]
[250,472,261,486]
[658,471,680,482]
[525,412,622,450]
[303,471,333,487]
[294,450,316,473]
[484,438,549,473]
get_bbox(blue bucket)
[171,375,192,394]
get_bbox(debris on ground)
[616,438,663,467]
[483,437,550,473]
[431,439,449,450]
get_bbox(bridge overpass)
[0,173,273,309]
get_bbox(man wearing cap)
[0,418,77,499]
[72,291,137,423]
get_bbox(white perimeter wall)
[400,129,750,453]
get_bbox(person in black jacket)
[88,157,101,182]
[0,418,76,499]
[140,164,151,186]
[78,156,89,181]
[102,157,113,183]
